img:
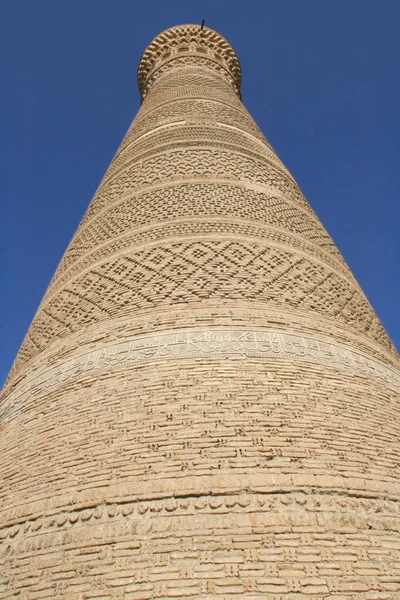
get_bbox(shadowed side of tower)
[1,24,399,600]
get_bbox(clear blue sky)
[1,0,399,386]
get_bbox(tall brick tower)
[1,24,400,599]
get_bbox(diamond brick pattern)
[0,24,399,600]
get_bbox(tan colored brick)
[1,21,399,600]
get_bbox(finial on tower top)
[137,24,241,100]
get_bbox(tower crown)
[137,24,241,100]
[2,22,399,599]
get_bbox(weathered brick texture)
[1,24,399,599]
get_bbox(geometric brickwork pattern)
[1,24,399,599]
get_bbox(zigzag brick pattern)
[1,24,399,599]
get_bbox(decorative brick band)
[137,25,241,99]
[2,329,399,419]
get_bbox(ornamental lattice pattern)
[1,24,399,600]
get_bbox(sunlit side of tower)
[1,24,399,599]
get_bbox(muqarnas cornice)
[137,24,242,100]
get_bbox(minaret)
[1,24,399,599]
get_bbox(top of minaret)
[137,24,241,100]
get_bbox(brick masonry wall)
[1,24,399,599]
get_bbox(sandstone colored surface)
[1,24,399,599]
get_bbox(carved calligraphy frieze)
[1,329,399,419]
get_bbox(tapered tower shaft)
[1,24,399,600]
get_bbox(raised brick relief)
[1,23,399,600]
